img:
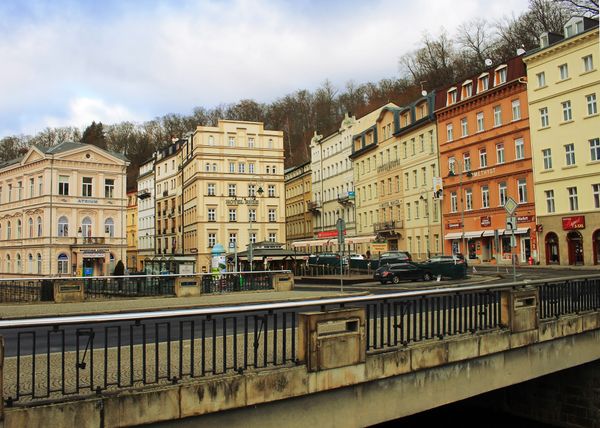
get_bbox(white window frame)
[542,149,553,170]
[565,143,576,166]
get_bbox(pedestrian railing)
[0,274,599,406]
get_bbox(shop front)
[539,214,600,266]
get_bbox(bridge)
[0,274,599,427]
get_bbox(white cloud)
[0,0,531,136]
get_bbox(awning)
[464,231,484,239]
[290,239,329,248]
[345,235,376,244]
[481,228,530,237]
[444,232,463,240]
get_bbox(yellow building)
[351,103,399,255]
[126,190,138,271]
[284,161,312,246]
[0,142,129,277]
[523,17,600,265]
[182,120,286,272]
[136,156,155,273]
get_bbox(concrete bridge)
[1,275,599,427]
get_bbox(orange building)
[435,55,537,265]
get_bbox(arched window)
[37,216,42,237]
[36,253,42,274]
[16,219,21,239]
[82,217,92,237]
[27,253,33,274]
[6,254,11,273]
[16,253,21,273]
[109,253,116,274]
[57,253,69,275]
[28,217,33,237]
[212,163,217,172]
[7,221,11,240]
[58,216,69,237]
[105,218,115,237]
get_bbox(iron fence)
[0,280,43,303]
[201,273,273,294]
[83,276,176,298]
[538,277,600,320]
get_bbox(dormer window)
[478,73,489,93]
[494,65,507,86]
[540,33,549,48]
[447,87,457,105]
[564,17,584,38]
[462,81,473,99]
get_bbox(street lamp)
[419,192,431,259]
[248,184,264,273]
[451,160,472,257]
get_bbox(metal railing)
[0,275,599,405]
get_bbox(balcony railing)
[307,201,321,212]
[137,189,151,199]
[373,220,402,232]
[80,237,106,245]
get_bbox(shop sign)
[562,216,585,230]
[189,248,198,253]
[517,215,535,223]
[318,230,346,238]
[536,224,543,232]
[480,216,491,227]
[446,222,462,229]
[370,243,388,252]
[78,199,98,204]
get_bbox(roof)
[35,141,129,162]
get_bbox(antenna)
[484,58,493,67]
[516,48,526,55]
[420,81,427,97]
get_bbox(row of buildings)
[285,17,600,266]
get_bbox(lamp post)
[452,160,472,257]
[419,192,431,259]
[249,184,264,273]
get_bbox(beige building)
[284,161,312,246]
[524,17,600,265]
[136,155,155,272]
[126,190,138,271]
[0,142,128,277]
[182,120,286,272]
[351,103,400,255]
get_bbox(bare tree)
[556,0,599,16]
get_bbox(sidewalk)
[0,289,367,320]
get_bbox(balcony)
[373,220,403,234]
[337,191,355,206]
[307,201,321,213]
[80,237,106,245]
[137,189,151,199]
[163,190,169,197]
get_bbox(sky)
[0,0,530,137]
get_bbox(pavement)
[0,289,368,320]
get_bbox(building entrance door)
[593,230,600,265]
[567,231,584,265]
[545,232,559,264]
[520,237,531,263]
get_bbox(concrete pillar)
[500,287,539,332]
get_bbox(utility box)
[501,287,539,332]
[298,308,365,372]
[174,277,201,297]
[272,273,294,291]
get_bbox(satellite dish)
[484,58,493,67]
[516,48,526,55]
[421,90,427,97]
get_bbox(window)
[249,209,256,222]
[205,163,210,172]
[82,217,92,237]
[543,149,553,169]
[228,233,237,247]
[590,138,600,161]
[482,186,490,208]
[593,184,600,209]
[228,184,236,197]
[266,166,271,174]
[238,163,245,173]
[499,182,507,206]
[268,185,275,197]
[559,63,569,80]
[37,254,42,274]
[28,218,33,237]
[495,66,507,85]
[587,94,597,115]
[37,216,42,237]
[460,118,468,137]
[518,179,527,203]
[27,254,33,274]
[228,136,235,147]
[104,179,114,198]
[16,253,21,273]
[268,208,276,222]
[207,183,215,196]
[208,208,216,222]
[82,177,93,197]
[479,148,487,168]
[568,187,578,211]
[448,157,456,174]
[496,144,504,165]
[29,178,34,197]
[58,216,69,236]
[104,218,114,237]
[515,138,525,160]
[545,190,555,213]
[476,112,484,132]
[208,135,214,146]
[565,143,576,166]
[463,153,471,171]
[229,162,235,173]
[463,82,472,98]
[248,137,255,148]
[450,193,457,213]
[414,201,420,219]
[493,106,502,127]
[446,123,453,141]
[479,74,489,92]
[540,107,549,128]
[583,55,594,72]
[447,88,457,105]
[465,189,473,210]
[268,139,273,149]
[58,176,69,196]
[16,219,21,238]
[249,163,255,173]
[6,221,11,239]
[537,72,546,87]
[406,202,412,220]
[228,208,237,222]
[268,233,277,242]
[38,176,42,195]
[207,233,216,248]
[512,100,521,121]
[271,165,276,174]
[248,184,256,197]
[562,101,572,121]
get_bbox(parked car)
[416,255,468,279]
[374,262,433,284]
[307,253,343,266]
[378,251,412,266]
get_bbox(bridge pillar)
[298,308,365,372]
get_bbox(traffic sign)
[336,218,346,245]
[228,242,236,250]
[504,197,518,215]
[506,216,517,231]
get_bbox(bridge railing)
[0,274,599,406]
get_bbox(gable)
[54,146,126,165]
[20,148,46,166]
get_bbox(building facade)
[136,156,155,273]
[126,190,138,271]
[524,17,600,265]
[436,55,535,264]
[284,161,312,247]
[182,120,286,272]
[0,142,128,277]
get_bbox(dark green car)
[415,256,468,279]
